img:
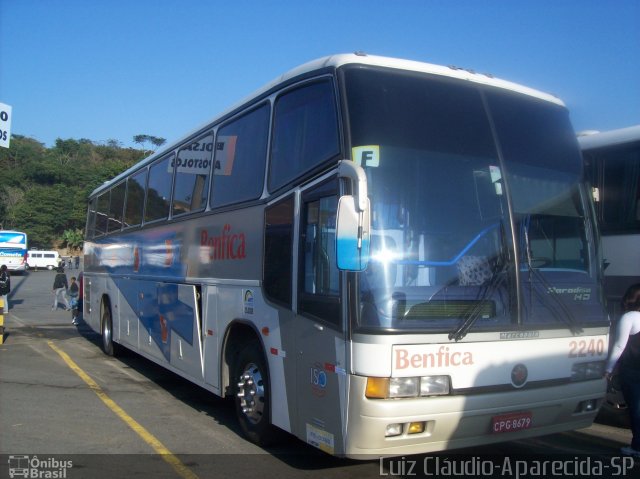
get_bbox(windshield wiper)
[449,222,510,342]
[523,228,583,335]
[448,264,507,342]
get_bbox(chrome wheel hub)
[237,362,265,424]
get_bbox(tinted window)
[124,170,146,227]
[269,80,340,192]
[145,155,174,222]
[173,133,213,216]
[590,143,640,234]
[211,104,269,208]
[486,91,583,215]
[86,198,97,238]
[95,192,110,236]
[299,179,340,327]
[345,67,495,157]
[108,182,126,233]
[264,195,294,307]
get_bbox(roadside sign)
[0,102,12,148]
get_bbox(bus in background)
[579,125,639,426]
[579,125,640,319]
[0,230,28,273]
[83,53,608,457]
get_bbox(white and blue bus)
[579,125,640,425]
[0,230,28,273]
[83,53,608,457]
[579,125,640,318]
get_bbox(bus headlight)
[390,377,420,397]
[420,375,451,396]
[366,376,451,399]
[571,361,606,381]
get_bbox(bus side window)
[600,147,640,232]
[95,192,110,236]
[269,80,340,193]
[264,195,295,307]
[86,198,97,238]
[173,132,214,216]
[145,155,174,223]
[124,169,147,228]
[211,104,269,208]
[108,182,126,233]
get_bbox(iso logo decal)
[310,364,328,397]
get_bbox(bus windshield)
[343,66,604,333]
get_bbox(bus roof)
[91,53,565,197]
[205,53,565,129]
[577,124,640,151]
[279,53,564,104]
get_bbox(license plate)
[491,411,532,434]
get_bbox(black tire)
[234,342,279,446]
[101,302,117,356]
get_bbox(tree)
[62,228,84,252]
[133,134,149,153]
[150,136,166,151]
[10,185,73,247]
[0,185,25,227]
[0,133,147,248]
[133,134,166,154]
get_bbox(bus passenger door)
[203,286,220,391]
[295,179,347,456]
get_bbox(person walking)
[68,276,79,325]
[0,264,10,313]
[52,266,70,311]
[606,283,640,458]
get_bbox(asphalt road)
[0,270,636,479]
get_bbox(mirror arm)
[338,160,368,212]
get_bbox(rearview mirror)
[336,195,370,271]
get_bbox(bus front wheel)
[234,342,278,446]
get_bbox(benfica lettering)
[395,346,474,370]
[201,224,246,261]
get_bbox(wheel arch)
[221,320,265,398]
[100,293,113,332]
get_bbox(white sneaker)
[620,446,640,457]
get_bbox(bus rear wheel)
[101,303,117,356]
[234,342,278,446]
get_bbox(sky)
[1,0,639,149]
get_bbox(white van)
[27,250,60,270]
